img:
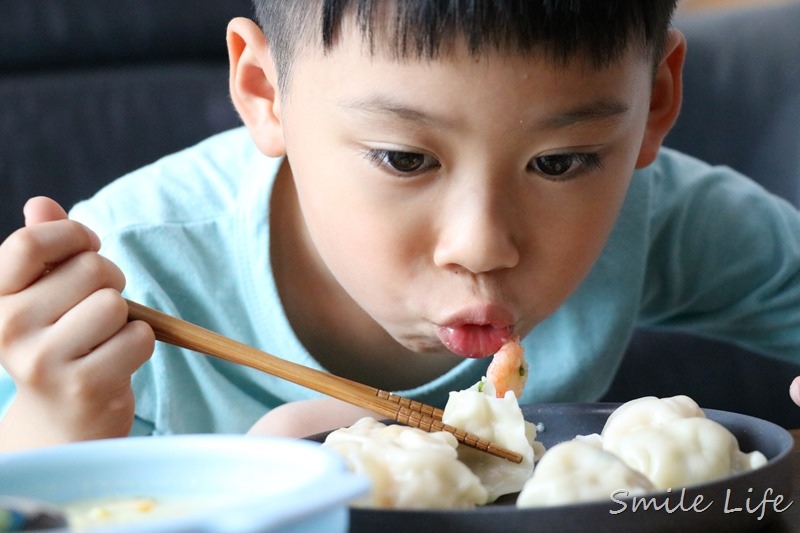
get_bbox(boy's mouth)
[437,324,513,358]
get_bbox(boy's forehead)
[265,1,673,93]
[287,30,652,123]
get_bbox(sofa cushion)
[0,0,253,71]
[666,3,800,204]
[0,1,252,238]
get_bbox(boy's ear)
[635,29,686,168]
[227,17,286,157]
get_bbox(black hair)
[252,0,678,92]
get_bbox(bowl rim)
[0,434,370,533]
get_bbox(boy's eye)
[365,149,439,175]
[530,153,602,180]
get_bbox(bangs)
[253,0,678,91]
[321,0,677,67]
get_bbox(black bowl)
[308,403,794,533]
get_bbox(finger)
[17,251,126,327]
[43,288,129,362]
[790,376,800,407]
[3,296,152,403]
[0,221,104,295]
[23,197,69,226]
[74,319,155,383]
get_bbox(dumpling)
[602,416,767,489]
[601,395,705,443]
[322,417,488,509]
[442,379,543,502]
[516,440,655,507]
[597,395,766,489]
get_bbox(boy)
[1,0,800,451]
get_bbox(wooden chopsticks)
[126,299,523,463]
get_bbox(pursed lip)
[436,305,515,358]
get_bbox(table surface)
[763,429,800,532]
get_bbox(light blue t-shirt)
[2,127,800,436]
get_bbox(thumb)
[22,196,100,250]
[23,196,69,226]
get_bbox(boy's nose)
[432,188,520,275]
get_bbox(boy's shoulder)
[635,147,769,205]
[69,127,278,235]
[643,147,721,183]
[619,147,789,252]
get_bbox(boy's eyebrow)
[538,99,631,129]
[337,95,630,129]
[337,95,457,128]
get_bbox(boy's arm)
[639,164,800,357]
[0,197,154,451]
[247,398,380,438]
[636,161,800,409]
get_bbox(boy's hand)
[0,197,154,451]
[791,377,800,408]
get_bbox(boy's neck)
[269,160,462,390]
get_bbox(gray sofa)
[0,0,252,237]
[2,2,799,426]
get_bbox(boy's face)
[269,27,661,360]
